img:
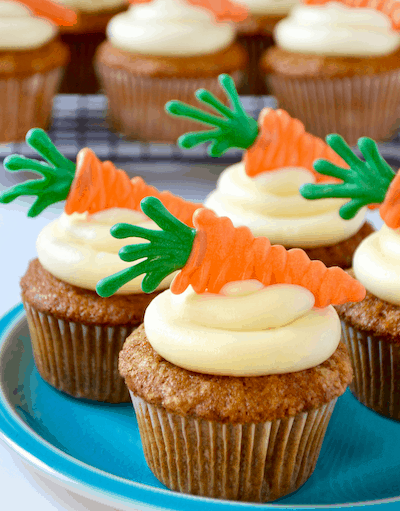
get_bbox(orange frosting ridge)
[64,148,201,227]
[379,169,400,229]
[128,0,248,21]
[244,109,347,181]
[20,0,77,26]
[171,208,366,307]
[303,0,400,30]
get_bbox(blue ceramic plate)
[2,304,400,511]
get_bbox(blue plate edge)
[1,304,400,511]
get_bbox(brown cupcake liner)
[23,300,132,403]
[59,32,106,94]
[340,320,400,420]
[95,66,243,143]
[0,67,64,143]
[237,33,274,95]
[131,394,337,502]
[266,71,400,146]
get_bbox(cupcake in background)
[95,0,248,143]
[54,0,128,94]
[166,74,375,269]
[235,0,300,94]
[301,133,400,420]
[261,0,400,145]
[0,128,202,402]
[0,0,74,143]
[97,196,363,502]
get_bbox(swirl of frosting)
[204,163,366,248]
[54,0,126,12]
[353,224,400,305]
[275,2,400,56]
[36,209,174,294]
[236,0,299,16]
[106,0,235,56]
[0,1,57,49]
[144,281,341,376]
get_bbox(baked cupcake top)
[165,73,369,248]
[106,0,247,56]
[300,134,400,307]
[54,0,126,13]
[275,0,400,57]
[98,195,365,378]
[0,0,76,49]
[0,129,201,294]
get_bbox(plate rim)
[1,304,400,511]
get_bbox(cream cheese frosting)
[236,0,299,16]
[275,2,400,57]
[353,224,400,305]
[106,0,235,56]
[0,1,58,50]
[54,0,126,12]
[144,281,341,376]
[36,209,174,294]
[204,163,366,248]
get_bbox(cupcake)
[235,0,300,94]
[0,128,201,402]
[96,196,364,502]
[0,0,74,143]
[300,133,400,420]
[94,0,248,143]
[166,74,375,269]
[260,0,400,145]
[55,0,129,94]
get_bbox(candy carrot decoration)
[128,0,248,21]
[96,196,366,307]
[165,74,347,180]
[303,0,400,31]
[20,0,77,26]
[299,135,398,224]
[0,129,201,226]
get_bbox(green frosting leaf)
[96,197,197,297]
[300,134,395,219]
[165,74,259,157]
[0,128,76,217]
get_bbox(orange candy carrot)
[20,0,77,26]
[379,170,400,229]
[128,0,248,21]
[303,0,400,30]
[171,208,365,307]
[244,109,347,181]
[64,148,201,227]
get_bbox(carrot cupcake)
[0,0,74,143]
[166,74,374,269]
[55,0,128,94]
[235,0,300,94]
[94,0,248,142]
[300,133,400,420]
[97,196,363,502]
[0,128,201,403]
[261,0,400,145]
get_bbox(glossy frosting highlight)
[275,2,400,56]
[204,163,366,247]
[236,0,299,16]
[106,0,235,55]
[144,281,341,376]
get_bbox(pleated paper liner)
[341,320,400,420]
[131,393,337,503]
[237,33,273,95]
[95,66,243,143]
[266,70,400,146]
[0,67,64,144]
[23,300,132,403]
